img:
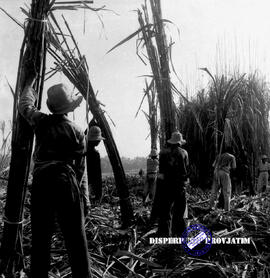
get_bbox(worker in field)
[209,146,236,211]
[257,154,270,194]
[143,148,159,204]
[86,124,104,203]
[19,80,92,278]
[157,131,189,237]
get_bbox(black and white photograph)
[0,0,269,277]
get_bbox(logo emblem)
[182,224,212,256]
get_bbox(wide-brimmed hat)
[150,149,158,157]
[88,126,105,141]
[46,83,83,114]
[262,155,268,159]
[167,131,186,145]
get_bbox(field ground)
[0,175,270,277]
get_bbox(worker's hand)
[158,173,164,180]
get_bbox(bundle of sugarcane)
[137,0,177,145]
[0,1,51,276]
[46,14,134,228]
[108,0,180,147]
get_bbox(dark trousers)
[31,164,91,278]
[157,180,186,237]
[150,177,163,223]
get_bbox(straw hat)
[88,126,105,141]
[262,154,268,159]
[46,83,83,114]
[167,131,186,145]
[150,149,158,157]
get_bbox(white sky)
[0,0,270,158]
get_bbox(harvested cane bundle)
[0,0,51,276]
[108,0,180,146]
[46,14,134,227]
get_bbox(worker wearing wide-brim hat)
[46,83,83,114]
[155,131,189,237]
[144,148,159,204]
[209,146,236,212]
[167,131,187,145]
[86,124,105,203]
[19,82,92,278]
[257,154,270,194]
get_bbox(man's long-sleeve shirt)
[18,85,90,206]
[159,146,189,183]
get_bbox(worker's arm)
[18,84,45,126]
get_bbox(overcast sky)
[0,0,270,158]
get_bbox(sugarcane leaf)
[168,39,184,87]
[142,110,150,122]
[135,79,154,118]
[137,74,154,78]
[199,67,216,84]
[135,91,148,119]
[116,250,162,268]
[20,7,30,17]
[0,7,23,28]
[106,24,153,54]
[51,5,78,10]
[5,78,15,99]
[48,271,59,278]
[171,83,189,103]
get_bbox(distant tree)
[101,156,147,174]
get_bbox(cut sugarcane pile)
[0,176,269,277]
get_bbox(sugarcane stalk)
[0,1,50,275]
[47,16,134,227]
[79,66,134,226]
[138,11,164,144]
[149,0,176,142]
[145,80,158,150]
[138,0,176,147]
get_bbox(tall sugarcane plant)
[0,1,51,275]
[178,70,270,189]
